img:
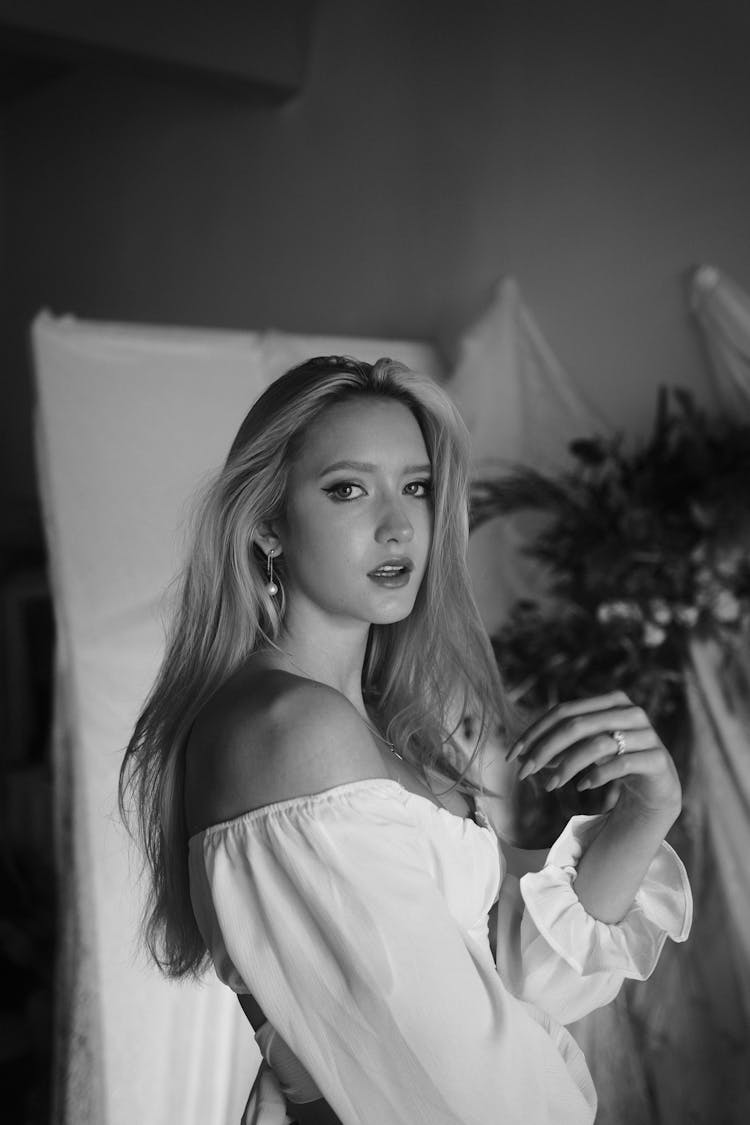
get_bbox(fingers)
[506,692,683,815]
[512,703,651,775]
[575,746,666,792]
[530,728,658,790]
[507,691,630,762]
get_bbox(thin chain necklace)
[257,644,461,818]
[261,640,404,761]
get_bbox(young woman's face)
[277,396,433,628]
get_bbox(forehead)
[294,396,430,470]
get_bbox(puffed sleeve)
[191,782,596,1125]
[495,814,693,1026]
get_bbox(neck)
[267,629,398,754]
[273,622,371,716]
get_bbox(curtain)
[448,277,612,633]
[691,264,750,418]
[689,264,750,1026]
[33,313,443,1125]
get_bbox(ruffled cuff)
[518,814,693,980]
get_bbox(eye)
[404,479,432,498]
[324,481,366,502]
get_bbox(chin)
[367,597,419,626]
[322,580,423,626]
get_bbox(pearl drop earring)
[266,549,279,596]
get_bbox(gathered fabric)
[189,778,692,1125]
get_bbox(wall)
[0,109,19,553]
[3,0,750,550]
[0,112,5,341]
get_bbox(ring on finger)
[610,729,627,756]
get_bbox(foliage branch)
[471,387,750,745]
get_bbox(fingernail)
[506,740,524,762]
[577,779,591,791]
[517,759,535,780]
[544,774,559,791]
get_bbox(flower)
[710,589,741,624]
[694,565,714,589]
[674,604,700,628]
[597,601,643,625]
[713,545,746,581]
[648,599,672,627]
[643,622,668,647]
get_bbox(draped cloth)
[689,265,750,1026]
[448,278,612,633]
[685,634,750,1022]
[689,262,750,1038]
[691,264,750,418]
[32,313,443,1125]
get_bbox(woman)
[120,356,691,1125]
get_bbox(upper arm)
[186,676,386,833]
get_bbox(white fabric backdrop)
[689,264,750,1025]
[449,278,611,632]
[691,264,750,418]
[33,315,442,1125]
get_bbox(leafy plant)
[471,387,750,738]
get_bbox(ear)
[251,522,283,558]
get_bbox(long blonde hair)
[120,355,517,977]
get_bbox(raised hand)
[507,690,682,818]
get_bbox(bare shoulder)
[185,669,386,835]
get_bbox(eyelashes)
[404,481,433,499]
[323,483,365,501]
[323,480,433,502]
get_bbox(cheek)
[284,503,360,571]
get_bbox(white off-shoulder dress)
[188,778,692,1125]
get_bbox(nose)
[375,497,414,544]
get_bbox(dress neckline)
[188,777,492,844]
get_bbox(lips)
[367,557,414,590]
[367,557,414,577]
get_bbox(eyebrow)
[318,460,432,477]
